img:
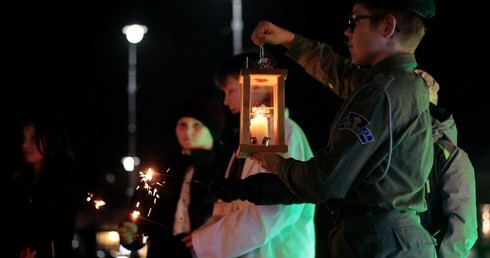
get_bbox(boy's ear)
[382,15,397,37]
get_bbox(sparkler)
[86,167,211,233]
[134,167,165,217]
[131,210,170,230]
[129,167,169,231]
[129,167,209,231]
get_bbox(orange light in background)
[96,231,120,251]
[481,204,490,238]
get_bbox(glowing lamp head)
[122,24,148,43]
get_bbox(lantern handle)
[258,45,272,69]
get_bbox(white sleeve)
[192,202,307,257]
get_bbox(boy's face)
[221,75,242,114]
[344,4,385,66]
[175,117,213,152]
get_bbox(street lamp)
[231,0,243,54]
[121,24,147,173]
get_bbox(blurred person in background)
[416,69,478,258]
[12,110,84,258]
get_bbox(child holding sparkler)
[118,86,230,258]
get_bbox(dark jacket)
[13,155,83,258]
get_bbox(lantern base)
[236,144,288,158]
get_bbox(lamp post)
[231,0,243,54]
[121,24,147,177]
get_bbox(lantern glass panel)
[237,69,288,158]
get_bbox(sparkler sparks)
[130,168,165,225]
[136,167,168,202]
[86,192,106,209]
[129,167,208,231]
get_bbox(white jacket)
[191,115,316,258]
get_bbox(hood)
[430,103,457,144]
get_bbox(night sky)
[7,0,490,255]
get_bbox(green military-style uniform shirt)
[277,35,436,257]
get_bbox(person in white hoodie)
[182,52,316,258]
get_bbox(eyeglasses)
[348,14,384,31]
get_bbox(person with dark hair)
[416,70,478,258]
[12,111,83,258]
[211,0,439,257]
[118,86,231,258]
[182,52,316,258]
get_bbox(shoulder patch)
[461,181,472,196]
[338,112,374,144]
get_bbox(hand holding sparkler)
[118,221,139,245]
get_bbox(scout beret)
[355,0,435,19]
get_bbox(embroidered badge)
[338,112,374,144]
[461,181,472,196]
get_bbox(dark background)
[7,0,489,257]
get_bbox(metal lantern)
[236,67,288,158]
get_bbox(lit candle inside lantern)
[250,114,269,144]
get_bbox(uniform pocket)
[393,224,437,251]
